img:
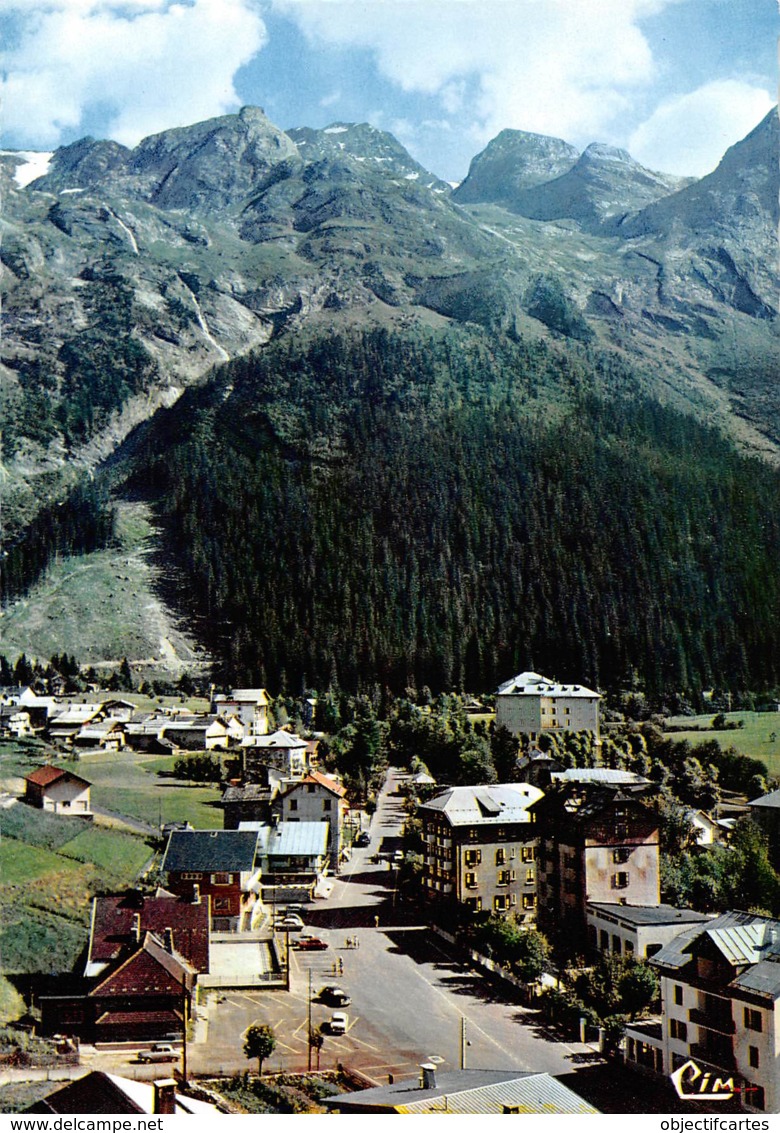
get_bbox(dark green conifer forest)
[124,326,780,695]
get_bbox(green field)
[0,736,222,987]
[56,826,152,874]
[664,711,780,778]
[0,837,81,885]
[77,749,222,828]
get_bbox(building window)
[525,868,535,884]
[181,872,202,880]
[674,985,683,1006]
[211,872,233,885]
[495,848,507,866]
[669,1019,687,1042]
[465,897,482,913]
[613,847,630,864]
[464,849,481,867]
[289,799,298,811]
[323,799,332,811]
[213,897,230,911]
[745,1007,762,1032]
[494,895,509,912]
[465,872,478,889]
[749,1046,760,1070]
[600,930,609,950]
[612,872,629,890]
[747,1085,765,1111]
[307,784,315,793]
[521,846,535,862]
[522,893,535,910]
[497,869,511,886]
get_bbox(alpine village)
[1,96,780,1117]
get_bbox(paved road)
[185,768,598,1084]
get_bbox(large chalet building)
[495,671,601,741]
[625,910,780,1114]
[535,770,661,944]
[419,784,543,920]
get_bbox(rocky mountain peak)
[34,105,301,214]
[286,122,448,191]
[578,142,634,166]
[453,128,579,205]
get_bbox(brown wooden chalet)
[41,931,196,1043]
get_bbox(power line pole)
[460,1016,467,1070]
[308,965,312,1069]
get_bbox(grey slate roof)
[419,783,543,827]
[730,959,780,999]
[161,830,258,873]
[497,672,600,699]
[587,902,711,927]
[748,788,780,809]
[325,1070,598,1114]
[650,909,780,971]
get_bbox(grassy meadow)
[664,711,780,779]
[0,738,221,981]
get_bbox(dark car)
[355,831,371,847]
[318,986,351,1006]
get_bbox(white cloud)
[628,79,774,176]
[271,0,682,149]
[0,1,267,148]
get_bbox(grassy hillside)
[0,501,209,673]
[0,804,152,975]
[0,741,220,978]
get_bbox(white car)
[275,912,304,931]
[328,1011,348,1035]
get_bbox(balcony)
[689,1008,735,1035]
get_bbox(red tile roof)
[89,893,210,972]
[91,934,195,998]
[297,771,347,797]
[25,764,91,789]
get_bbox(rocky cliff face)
[2,104,779,533]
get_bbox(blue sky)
[0,1,776,180]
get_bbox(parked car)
[276,913,305,931]
[292,935,329,951]
[327,1011,348,1035]
[319,986,351,1006]
[137,1043,177,1063]
[355,831,371,847]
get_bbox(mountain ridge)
[2,105,780,686]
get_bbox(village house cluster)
[6,671,780,1112]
